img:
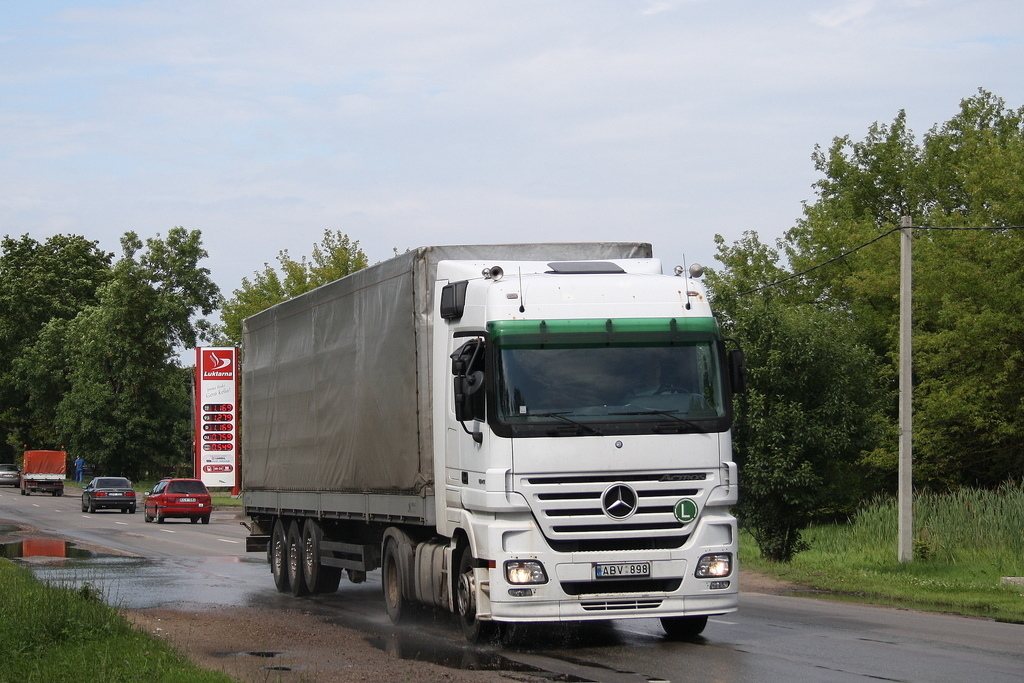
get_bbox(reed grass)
[740,482,1024,623]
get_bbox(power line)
[740,224,1024,296]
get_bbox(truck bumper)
[469,508,738,624]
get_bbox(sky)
[2,0,1022,303]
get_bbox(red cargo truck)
[21,450,66,497]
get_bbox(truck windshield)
[489,318,729,436]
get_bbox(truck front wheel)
[270,519,290,593]
[382,538,407,624]
[457,549,498,643]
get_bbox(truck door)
[448,338,486,476]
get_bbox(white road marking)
[218,538,240,544]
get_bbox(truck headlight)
[505,560,548,585]
[694,553,732,578]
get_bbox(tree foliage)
[218,230,368,344]
[711,89,1024,560]
[0,235,112,458]
[4,228,219,479]
[709,236,884,562]
[45,229,220,478]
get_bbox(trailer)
[242,243,744,640]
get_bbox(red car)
[144,478,212,524]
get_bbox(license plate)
[179,497,196,503]
[108,492,121,496]
[594,562,651,579]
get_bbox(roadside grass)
[0,559,232,683]
[741,482,1024,623]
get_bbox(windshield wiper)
[609,410,705,432]
[535,412,603,436]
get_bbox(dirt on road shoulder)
[126,569,798,683]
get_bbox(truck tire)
[382,538,408,623]
[456,547,498,643]
[270,518,290,593]
[660,615,708,639]
[301,520,342,594]
[286,520,309,597]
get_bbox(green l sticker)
[674,498,698,524]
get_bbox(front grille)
[548,535,688,553]
[519,471,713,549]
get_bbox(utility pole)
[898,216,914,562]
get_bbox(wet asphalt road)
[3,485,1024,682]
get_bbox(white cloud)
[0,0,1021,293]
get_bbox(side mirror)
[453,371,485,422]
[440,280,469,320]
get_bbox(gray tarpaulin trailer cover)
[241,243,652,494]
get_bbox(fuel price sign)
[194,347,239,489]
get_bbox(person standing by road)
[74,456,84,483]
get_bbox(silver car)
[0,464,20,487]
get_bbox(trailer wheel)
[660,615,708,639]
[456,548,498,643]
[286,520,309,597]
[382,538,408,623]
[301,520,342,594]
[270,518,290,593]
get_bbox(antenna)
[682,254,691,310]
[518,267,525,313]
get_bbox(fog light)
[508,588,535,597]
[695,553,732,578]
[708,580,731,590]
[505,560,548,585]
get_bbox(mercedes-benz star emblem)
[601,484,638,520]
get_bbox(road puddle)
[0,537,97,560]
[16,553,277,610]
[368,630,566,676]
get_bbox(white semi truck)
[241,243,745,640]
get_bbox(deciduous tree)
[0,235,111,459]
[219,230,368,344]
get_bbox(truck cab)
[433,258,741,639]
